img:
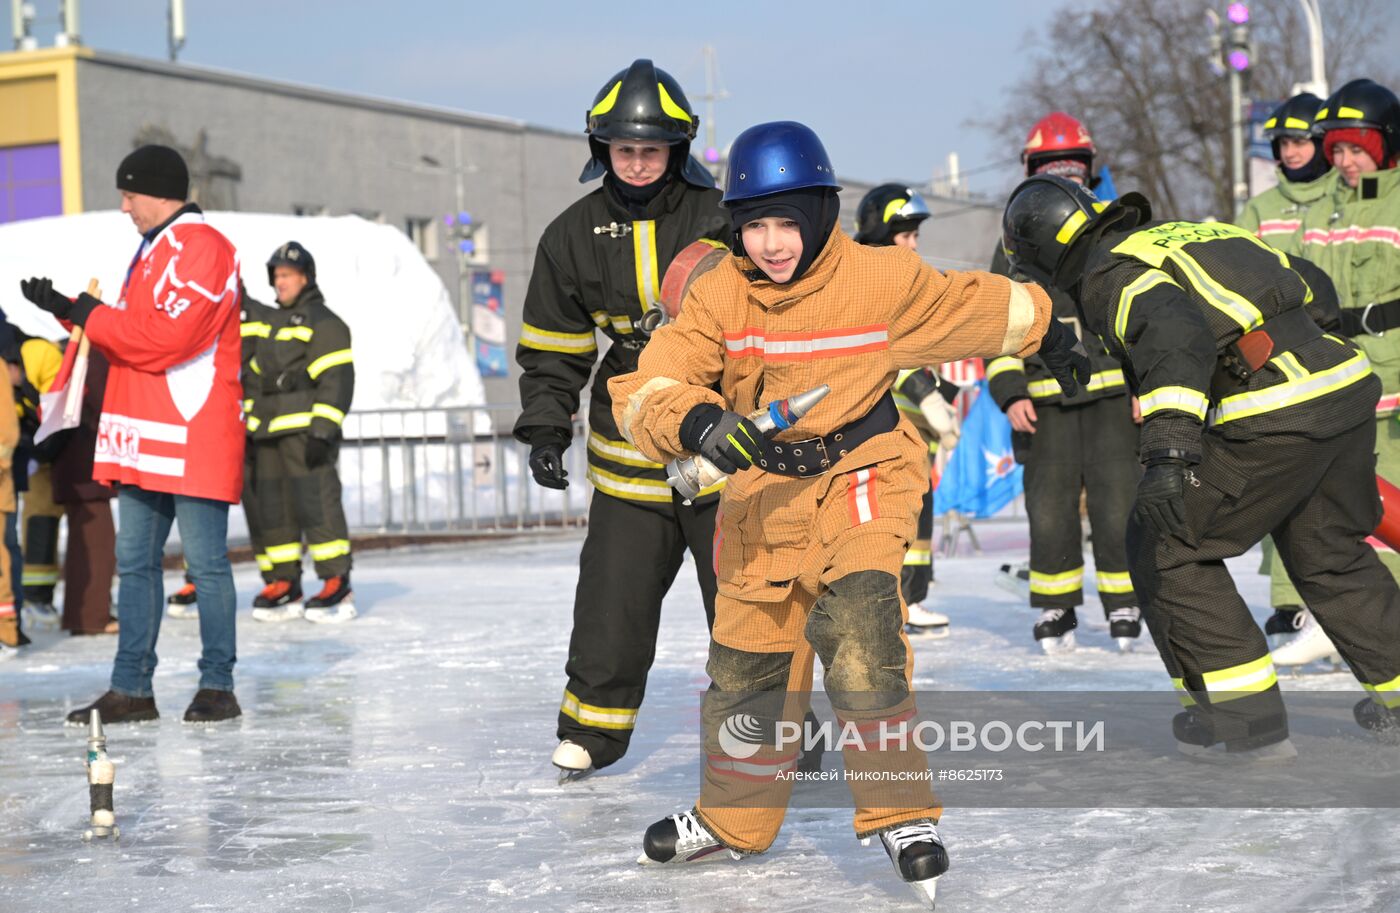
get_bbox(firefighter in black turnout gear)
[242,242,357,624]
[513,60,728,781]
[988,119,1141,653]
[854,183,959,636]
[1003,174,1400,750]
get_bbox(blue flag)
[1094,165,1118,202]
[933,380,1022,519]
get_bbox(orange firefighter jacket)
[611,227,1051,613]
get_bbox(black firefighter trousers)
[1024,395,1140,612]
[1127,420,1400,747]
[557,490,718,769]
[245,435,352,583]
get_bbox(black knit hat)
[116,144,189,201]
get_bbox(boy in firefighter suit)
[988,112,1142,652]
[1236,92,1332,645]
[854,183,959,637]
[513,60,731,782]
[613,121,1082,904]
[1002,174,1400,754]
[241,242,356,623]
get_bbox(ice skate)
[21,600,59,631]
[1353,697,1400,735]
[639,808,741,865]
[796,710,826,773]
[995,561,1030,598]
[905,602,950,639]
[1271,613,1343,671]
[303,575,357,623]
[1033,607,1077,653]
[250,579,305,623]
[1108,607,1141,653]
[551,739,595,783]
[1263,605,1306,649]
[165,581,199,619]
[0,641,16,662]
[863,819,947,909]
[1173,709,1297,762]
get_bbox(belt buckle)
[811,438,831,476]
[1362,301,1386,337]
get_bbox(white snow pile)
[0,210,485,413]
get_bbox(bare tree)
[994,0,1398,219]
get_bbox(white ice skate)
[1271,614,1343,671]
[863,820,947,909]
[1177,736,1299,764]
[638,809,741,865]
[1033,607,1077,653]
[0,642,16,662]
[165,600,199,620]
[906,603,950,639]
[302,576,356,624]
[21,601,59,631]
[551,739,595,784]
[251,602,305,623]
[995,561,1030,598]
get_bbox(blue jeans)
[111,488,238,696]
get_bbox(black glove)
[679,403,762,475]
[1038,317,1092,397]
[19,277,100,326]
[528,442,569,490]
[1134,459,1189,539]
[304,436,334,469]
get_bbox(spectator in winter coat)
[20,144,246,724]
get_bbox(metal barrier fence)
[340,405,591,534]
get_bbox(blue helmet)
[723,121,841,204]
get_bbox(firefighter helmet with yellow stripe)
[1313,79,1400,164]
[1001,175,1145,289]
[854,183,932,246]
[579,59,714,189]
[1263,93,1325,166]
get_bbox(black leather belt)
[1339,299,1400,337]
[756,392,898,479]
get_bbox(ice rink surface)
[2,527,1398,913]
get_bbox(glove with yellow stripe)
[680,404,762,475]
[1037,317,1092,397]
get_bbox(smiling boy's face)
[741,216,804,283]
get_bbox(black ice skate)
[251,579,304,623]
[166,581,199,620]
[1354,697,1400,735]
[1172,709,1297,762]
[865,819,948,909]
[1033,607,1077,653]
[1263,605,1306,649]
[639,809,741,865]
[1108,607,1142,652]
[994,561,1030,598]
[303,575,357,624]
[551,739,595,784]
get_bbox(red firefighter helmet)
[1021,112,1097,178]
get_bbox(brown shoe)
[183,689,242,723]
[66,690,159,725]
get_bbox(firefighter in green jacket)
[1236,92,1332,645]
[1281,78,1400,667]
[242,242,356,624]
[513,60,728,782]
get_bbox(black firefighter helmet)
[1001,175,1149,289]
[1263,92,1325,162]
[854,183,932,246]
[1313,78,1400,164]
[267,240,316,286]
[578,58,715,189]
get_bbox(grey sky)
[40,0,1067,199]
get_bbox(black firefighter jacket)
[513,175,728,510]
[241,286,355,443]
